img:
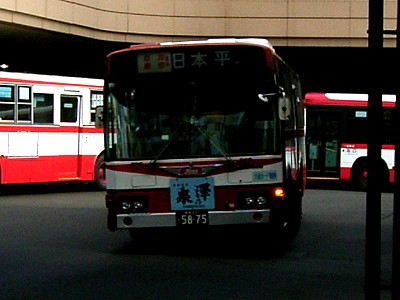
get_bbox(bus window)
[17,86,32,122]
[94,106,103,128]
[90,90,103,124]
[34,93,54,124]
[0,85,14,121]
[61,96,78,123]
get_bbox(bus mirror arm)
[257,93,275,102]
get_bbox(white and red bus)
[0,71,106,191]
[304,92,396,190]
[104,38,306,249]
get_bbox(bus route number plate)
[176,210,209,226]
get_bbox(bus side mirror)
[279,95,291,120]
[95,106,103,128]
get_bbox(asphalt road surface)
[0,183,394,299]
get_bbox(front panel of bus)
[104,40,304,248]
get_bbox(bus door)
[58,94,81,180]
[306,108,343,179]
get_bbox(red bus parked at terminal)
[0,71,106,191]
[304,92,396,190]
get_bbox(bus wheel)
[268,198,302,254]
[353,160,368,190]
[94,153,106,190]
[352,159,389,191]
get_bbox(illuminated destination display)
[136,49,238,74]
[137,52,172,73]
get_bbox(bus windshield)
[105,45,280,161]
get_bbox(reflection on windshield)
[106,82,279,161]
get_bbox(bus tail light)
[274,187,285,199]
[270,187,286,209]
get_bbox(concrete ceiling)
[0,22,398,93]
[0,22,131,78]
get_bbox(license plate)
[176,210,209,226]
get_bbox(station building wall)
[0,0,397,47]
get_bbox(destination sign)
[137,49,239,74]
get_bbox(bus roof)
[0,71,104,88]
[304,92,396,107]
[107,38,276,59]
[160,38,275,50]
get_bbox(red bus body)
[304,92,395,189]
[0,71,106,190]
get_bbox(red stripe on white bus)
[0,125,103,133]
[341,166,395,183]
[341,143,395,150]
[106,157,283,177]
[304,92,396,108]
[0,154,98,184]
[0,72,103,89]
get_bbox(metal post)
[392,1,400,297]
[365,0,384,299]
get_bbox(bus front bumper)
[113,209,270,229]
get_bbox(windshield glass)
[105,45,280,160]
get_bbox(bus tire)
[352,160,368,190]
[283,198,303,246]
[352,159,389,191]
[269,196,302,254]
[94,153,106,190]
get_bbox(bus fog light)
[253,212,263,221]
[123,217,133,226]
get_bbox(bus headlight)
[245,197,255,206]
[122,201,131,210]
[118,196,147,213]
[256,196,268,206]
[122,200,143,211]
[239,192,269,209]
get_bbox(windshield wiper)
[149,115,234,166]
[149,122,186,165]
[195,125,232,162]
